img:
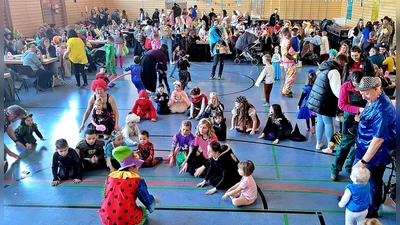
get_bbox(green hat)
[112,146,143,170]
[77,29,85,35]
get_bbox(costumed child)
[98,146,161,225]
[169,44,180,78]
[180,118,218,177]
[151,33,161,49]
[156,62,171,94]
[322,112,343,153]
[169,120,195,168]
[51,138,83,187]
[95,66,115,88]
[255,54,275,107]
[185,87,208,120]
[104,130,127,172]
[89,96,114,139]
[113,29,127,68]
[154,83,171,115]
[14,111,45,150]
[131,90,157,121]
[328,49,338,61]
[177,50,191,90]
[230,95,260,135]
[258,104,292,145]
[136,130,163,167]
[222,160,257,207]
[271,46,282,80]
[296,68,317,133]
[75,128,106,170]
[121,113,141,146]
[53,35,71,77]
[112,55,146,93]
[338,167,371,225]
[168,81,191,113]
[104,36,117,78]
[213,112,227,141]
[203,92,225,123]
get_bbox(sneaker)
[82,83,88,87]
[337,196,342,202]
[282,93,293,98]
[305,127,310,131]
[331,173,338,181]
[366,211,379,219]
[322,147,333,153]
[209,75,214,80]
[262,103,270,107]
[316,142,323,150]
[217,75,222,80]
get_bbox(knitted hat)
[91,79,108,92]
[235,95,247,103]
[356,77,381,91]
[112,146,143,169]
[110,130,122,140]
[125,113,140,124]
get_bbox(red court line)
[258,183,342,195]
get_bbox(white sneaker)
[322,147,333,153]
[316,142,323,150]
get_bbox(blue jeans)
[316,114,334,143]
[353,158,386,214]
[161,37,173,61]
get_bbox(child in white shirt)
[255,54,274,107]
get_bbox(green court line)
[271,146,280,179]
[283,214,289,225]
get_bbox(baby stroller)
[90,47,106,67]
[301,41,320,66]
[234,32,263,66]
[382,150,396,203]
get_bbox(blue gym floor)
[4,54,396,225]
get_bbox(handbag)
[51,75,66,87]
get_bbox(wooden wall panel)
[9,0,43,37]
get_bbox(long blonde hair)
[195,118,215,139]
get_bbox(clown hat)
[112,146,143,170]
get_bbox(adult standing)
[329,71,365,181]
[269,8,280,31]
[21,42,54,91]
[343,46,375,83]
[172,3,182,23]
[159,21,174,64]
[209,20,228,80]
[111,9,121,25]
[280,27,297,97]
[348,19,364,47]
[376,16,393,48]
[140,44,168,95]
[197,141,241,195]
[353,76,396,218]
[80,79,120,134]
[307,54,349,150]
[152,9,160,25]
[4,105,25,172]
[64,29,89,87]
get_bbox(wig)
[91,79,108,92]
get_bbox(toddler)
[186,87,208,120]
[258,104,292,145]
[51,138,83,186]
[90,97,113,138]
[131,90,157,121]
[168,81,191,113]
[213,112,227,141]
[177,50,191,90]
[169,120,195,168]
[104,130,127,172]
[95,66,114,88]
[120,55,146,93]
[75,129,106,170]
[104,36,117,77]
[255,54,274,107]
[151,33,161,49]
[271,46,282,80]
[296,68,317,133]
[222,160,257,206]
[338,167,371,225]
[136,130,163,167]
[121,113,141,146]
[154,83,170,115]
[14,111,45,150]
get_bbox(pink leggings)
[115,57,124,67]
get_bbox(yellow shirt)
[382,56,396,73]
[66,37,88,64]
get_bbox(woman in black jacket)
[197,141,241,195]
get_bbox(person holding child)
[186,87,208,120]
[258,104,292,145]
[14,111,45,150]
[131,90,157,122]
[296,68,317,133]
[104,130,127,172]
[121,113,141,146]
[255,54,275,107]
[169,81,191,113]
[170,120,195,168]
[51,138,83,186]
[231,96,260,135]
[197,141,241,195]
[338,167,371,225]
[75,129,106,170]
[99,146,161,225]
[222,160,257,207]
[136,130,162,167]
[89,96,114,138]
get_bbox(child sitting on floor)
[131,90,157,121]
[89,97,113,139]
[51,138,83,186]
[213,112,227,141]
[258,104,292,145]
[154,83,170,115]
[14,111,45,150]
[75,129,106,170]
[338,167,371,225]
[95,66,114,88]
[122,113,141,146]
[169,81,191,113]
[136,130,163,167]
[169,120,195,168]
[222,160,257,206]
[105,130,127,172]
[186,87,208,120]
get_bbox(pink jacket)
[338,81,362,114]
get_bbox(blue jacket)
[345,183,370,212]
[355,92,396,166]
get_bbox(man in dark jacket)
[111,9,120,24]
[343,46,375,83]
[269,8,280,29]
